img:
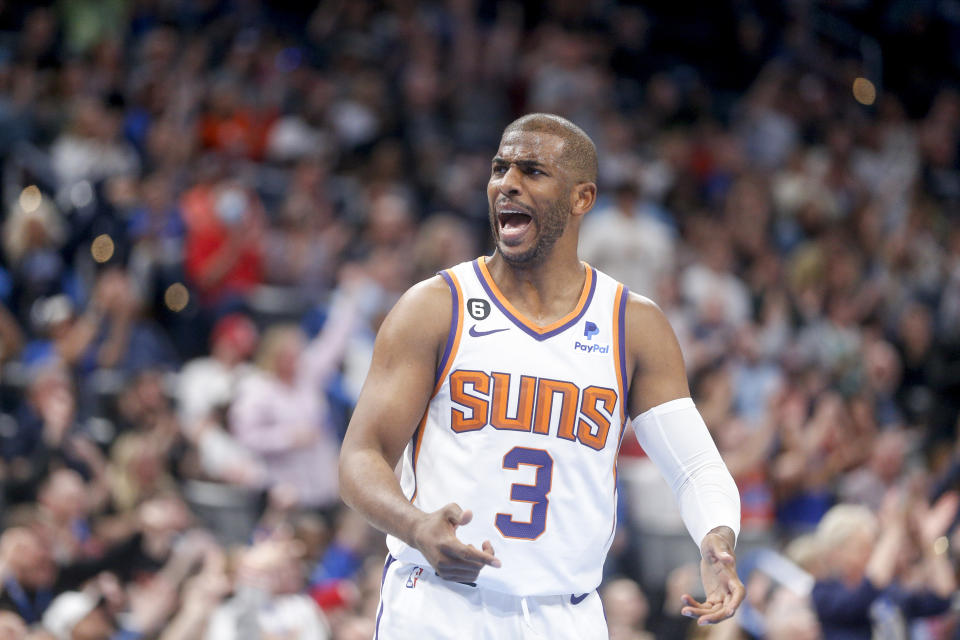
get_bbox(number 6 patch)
[467,298,491,320]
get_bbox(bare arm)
[624,294,744,625]
[300,274,377,391]
[0,303,23,362]
[56,308,101,365]
[625,294,691,415]
[339,276,499,581]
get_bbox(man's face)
[487,131,573,266]
[9,534,56,590]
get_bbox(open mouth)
[497,208,533,244]
[498,211,532,229]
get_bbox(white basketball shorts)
[374,555,609,639]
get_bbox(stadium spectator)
[228,273,376,510]
[0,1,958,637]
[176,313,265,487]
[811,499,957,639]
[181,175,265,308]
[205,538,331,639]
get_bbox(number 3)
[495,447,553,540]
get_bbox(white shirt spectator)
[681,262,752,328]
[206,592,331,640]
[579,191,675,299]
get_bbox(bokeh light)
[19,185,41,213]
[91,234,115,263]
[852,77,876,106]
[164,283,190,312]
[70,180,94,208]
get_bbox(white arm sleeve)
[631,397,741,550]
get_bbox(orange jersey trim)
[476,256,595,335]
[411,269,465,502]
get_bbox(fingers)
[696,603,737,625]
[679,594,726,625]
[446,540,501,568]
[680,583,745,625]
[442,503,472,526]
[427,505,502,581]
[725,576,746,612]
[437,505,498,566]
[434,541,501,581]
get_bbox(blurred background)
[0,0,959,638]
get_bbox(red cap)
[210,313,258,358]
[310,580,358,612]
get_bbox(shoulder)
[375,274,454,352]
[623,292,682,358]
[624,292,672,333]
[589,270,669,335]
[388,274,454,323]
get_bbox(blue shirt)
[812,577,951,640]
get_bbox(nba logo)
[584,321,599,340]
[406,567,424,588]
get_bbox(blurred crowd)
[0,0,959,638]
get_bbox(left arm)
[624,294,744,625]
[300,272,378,391]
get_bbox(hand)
[181,568,231,611]
[915,491,959,547]
[681,527,745,625]
[412,503,501,582]
[127,576,179,633]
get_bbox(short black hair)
[501,113,598,184]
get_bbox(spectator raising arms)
[0,2,957,638]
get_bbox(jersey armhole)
[409,270,463,503]
[612,284,629,428]
[435,269,464,394]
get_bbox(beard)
[489,196,570,267]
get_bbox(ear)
[570,182,597,217]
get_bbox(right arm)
[339,276,499,581]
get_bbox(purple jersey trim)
[374,554,397,639]
[617,286,629,408]
[611,285,631,539]
[471,259,597,341]
[436,270,461,386]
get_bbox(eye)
[492,165,507,175]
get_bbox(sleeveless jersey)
[386,256,631,596]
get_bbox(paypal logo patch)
[574,341,609,354]
[584,321,599,340]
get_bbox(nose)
[498,165,523,197]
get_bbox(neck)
[485,249,585,324]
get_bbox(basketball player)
[340,114,744,638]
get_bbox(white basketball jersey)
[386,257,630,596]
